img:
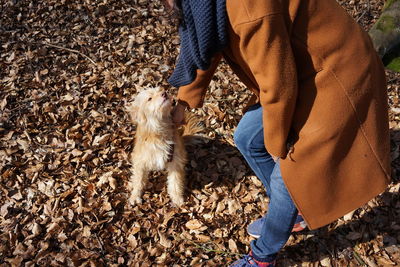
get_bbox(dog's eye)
[148,97,152,101]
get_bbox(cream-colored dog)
[127,87,200,206]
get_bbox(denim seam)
[246,126,273,191]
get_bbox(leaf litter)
[0,0,399,266]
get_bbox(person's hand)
[172,102,186,126]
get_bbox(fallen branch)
[183,238,242,257]
[38,42,97,65]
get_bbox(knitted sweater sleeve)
[177,53,222,108]
[236,14,298,158]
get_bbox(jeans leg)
[234,104,275,196]
[234,103,298,261]
[250,162,298,261]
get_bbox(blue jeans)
[234,103,298,262]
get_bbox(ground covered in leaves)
[1,0,399,266]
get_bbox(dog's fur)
[127,87,201,206]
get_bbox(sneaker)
[292,215,308,232]
[247,213,307,238]
[229,253,275,267]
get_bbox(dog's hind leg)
[166,161,185,206]
[129,166,148,205]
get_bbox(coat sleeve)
[236,14,298,158]
[177,53,222,108]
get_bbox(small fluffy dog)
[127,87,201,206]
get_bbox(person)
[163,0,392,266]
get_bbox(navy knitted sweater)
[168,0,228,88]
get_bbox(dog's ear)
[126,96,148,124]
[126,100,139,123]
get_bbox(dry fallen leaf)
[346,232,362,241]
[228,239,238,253]
[158,231,172,248]
[185,219,204,230]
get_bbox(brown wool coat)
[176,0,391,229]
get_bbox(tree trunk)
[369,0,400,71]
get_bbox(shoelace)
[244,254,273,267]
[243,254,257,266]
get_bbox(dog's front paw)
[129,194,143,206]
[170,195,184,207]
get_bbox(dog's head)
[127,87,173,124]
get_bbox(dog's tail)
[180,113,205,144]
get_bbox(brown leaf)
[158,231,172,248]
[228,239,238,253]
[346,232,362,240]
[185,219,204,230]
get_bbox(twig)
[356,0,370,23]
[205,97,237,103]
[356,10,368,23]
[38,42,97,65]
